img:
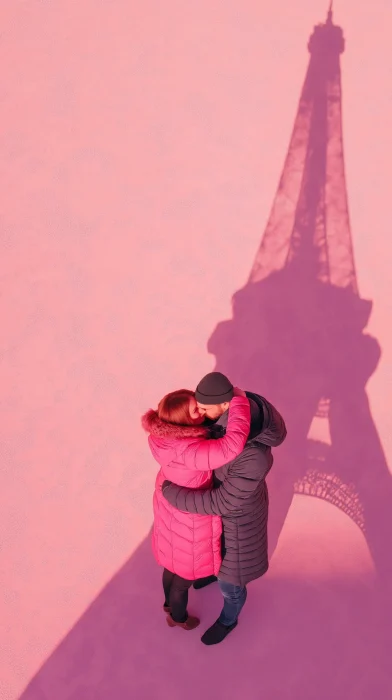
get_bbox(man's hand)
[162,480,172,492]
[233,386,246,397]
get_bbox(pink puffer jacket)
[142,396,250,580]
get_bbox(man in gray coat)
[162,372,287,646]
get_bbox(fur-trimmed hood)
[141,409,208,440]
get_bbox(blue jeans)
[218,579,247,626]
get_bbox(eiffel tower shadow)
[18,9,391,700]
[208,6,392,580]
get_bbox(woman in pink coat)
[142,387,250,631]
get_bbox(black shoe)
[201,620,238,645]
[193,575,218,590]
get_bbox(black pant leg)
[162,568,174,606]
[169,574,193,622]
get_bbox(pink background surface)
[1,2,391,699]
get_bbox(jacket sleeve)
[163,446,263,515]
[181,396,250,472]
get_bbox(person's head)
[195,372,233,421]
[157,389,204,426]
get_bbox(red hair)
[157,389,195,426]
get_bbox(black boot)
[193,575,218,590]
[201,620,238,645]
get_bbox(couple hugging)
[142,372,286,646]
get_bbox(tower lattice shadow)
[208,6,392,578]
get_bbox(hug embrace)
[142,372,286,646]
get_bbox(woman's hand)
[233,386,246,397]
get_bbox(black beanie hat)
[195,372,234,405]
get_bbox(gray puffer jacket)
[162,392,287,586]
